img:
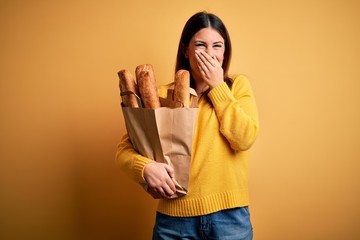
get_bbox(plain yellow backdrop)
[1,0,359,239]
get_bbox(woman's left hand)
[195,50,224,89]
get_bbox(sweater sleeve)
[115,133,155,184]
[208,75,259,151]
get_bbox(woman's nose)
[205,47,214,58]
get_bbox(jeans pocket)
[242,206,250,216]
[209,207,253,239]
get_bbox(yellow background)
[1,0,360,239]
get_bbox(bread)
[118,69,140,107]
[135,64,153,80]
[173,69,190,108]
[136,64,160,109]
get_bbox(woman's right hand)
[143,162,176,198]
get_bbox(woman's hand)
[195,50,224,89]
[143,162,176,199]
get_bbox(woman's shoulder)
[228,74,250,83]
[227,74,252,88]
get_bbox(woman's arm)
[116,134,176,198]
[115,134,154,184]
[208,75,259,151]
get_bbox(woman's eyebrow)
[194,40,224,44]
[213,41,224,45]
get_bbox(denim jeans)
[152,207,253,240]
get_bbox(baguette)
[173,69,190,107]
[136,64,160,109]
[135,64,153,79]
[118,69,139,107]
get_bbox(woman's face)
[185,27,225,83]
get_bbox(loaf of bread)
[118,69,140,107]
[136,64,160,109]
[135,64,153,80]
[173,69,190,108]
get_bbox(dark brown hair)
[175,11,232,89]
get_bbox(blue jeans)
[152,207,253,240]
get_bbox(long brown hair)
[175,11,232,89]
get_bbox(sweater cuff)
[208,82,233,105]
[133,156,155,184]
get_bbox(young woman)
[116,11,259,240]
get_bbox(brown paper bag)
[121,88,198,198]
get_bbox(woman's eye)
[195,43,206,47]
[214,44,222,48]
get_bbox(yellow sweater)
[116,74,259,217]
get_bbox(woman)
[116,11,259,239]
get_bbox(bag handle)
[120,91,143,108]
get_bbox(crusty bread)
[136,64,160,109]
[118,69,139,107]
[173,69,190,108]
[135,64,153,80]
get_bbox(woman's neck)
[192,75,209,95]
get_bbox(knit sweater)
[116,74,259,217]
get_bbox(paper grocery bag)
[121,106,198,198]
